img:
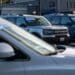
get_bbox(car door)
[61,16,75,38]
[70,24,75,38]
[0,59,25,75]
[0,37,28,75]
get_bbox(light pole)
[0,0,2,15]
[39,0,41,15]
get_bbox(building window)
[73,2,75,8]
[70,1,75,9]
[49,1,55,7]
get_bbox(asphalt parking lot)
[55,42,75,51]
[47,41,75,51]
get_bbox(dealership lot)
[1,18,75,75]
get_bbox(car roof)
[44,13,65,16]
[67,14,75,16]
[0,14,43,18]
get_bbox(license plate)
[60,38,65,41]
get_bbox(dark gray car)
[44,13,75,42]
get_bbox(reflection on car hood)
[52,47,75,65]
[26,25,67,30]
[51,25,67,30]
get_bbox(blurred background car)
[1,15,70,43]
[67,14,75,22]
[44,13,75,42]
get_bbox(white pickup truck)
[0,18,75,75]
[1,15,70,43]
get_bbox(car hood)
[26,25,67,30]
[51,25,67,30]
[52,46,75,65]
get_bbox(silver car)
[0,18,75,75]
[1,15,70,43]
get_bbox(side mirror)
[0,43,15,58]
[55,45,66,52]
[20,24,27,28]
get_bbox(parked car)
[44,13,75,41]
[1,15,69,43]
[67,14,75,22]
[0,18,75,75]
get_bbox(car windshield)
[25,16,51,26]
[0,18,56,56]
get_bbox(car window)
[0,37,30,61]
[61,16,72,25]
[16,17,27,26]
[25,16,51,26]
[3,17,16,24]
[4,27,55,56]
[46,16,60,25]
[0,18,56,56]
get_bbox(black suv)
[44,13,75,41]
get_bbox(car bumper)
[43,34,70,43]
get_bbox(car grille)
[43,29,53,35]
[43,29,68,35]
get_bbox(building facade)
[40,0,75,14]
[1,0,75,15]
[1,0,39,15]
